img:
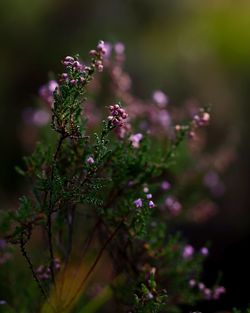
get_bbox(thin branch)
[47,134,66,286]
[20,233,48,301]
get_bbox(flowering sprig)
[0,41,230,313]
[52,40,106,137]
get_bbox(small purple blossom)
[152,90,168,108]
[148,200,155,208]
[36,258,61,280]
[129,133,143,149]
[114,42,125,55]
[203,288,212,300]
[103,42,112,59]
[203,171,225,197]
[198,282,205,291]
[33,110,50,126]
[165,196,182,215]
[134,198,143,208]
[146,193,152,199]
[193,111,210,127]
[157,110,171,128]
[182,245,194,259]
[200,247,209,256]
[143,186,149,193]
[22,108,50,126]
[161,180,171,190]
[87,156,95,165]
[97,40,107,55]
[189,279,196,288]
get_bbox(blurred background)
[0,0,250,311]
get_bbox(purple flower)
[129,133,143,149]
[33,110,50,126]
[146,193,152,199]
[143,186,149,193]
[103,42,112,59]
[203,288,212,300]
[213,286,226,299]
[148,200,155,208]
[157,110,171,128]
[165,196,182,215]
[198,282,205,291]
[189,279,196,288]
[114,42,125,55]
[22,108,50,126]
[87,156,95,165]
[152,90,168,108]
[182,245,194,259]
[161,180,171,190]
[134,198,143,208]
[203,171,225,197]
[200,247,209,256]
[193,111,210,127]
[97,40,107,55]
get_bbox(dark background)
[0,0,250,311]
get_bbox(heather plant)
[0,41,233,313]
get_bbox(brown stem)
[47,135,66,286]
[20,233,48,301]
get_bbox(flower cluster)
[133,186,155,209]
[36,258,61,281]
[189,279,226,300]
[89,40,107,72]
[59,40,106,88]
[193,110,210,127]
[60,56,86,86]
[182,245,209,260]
[174,108,210,140]
[107,103,130,138]
[108,103,128,126]
[189,109,210,139]
[165,196,182,216]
